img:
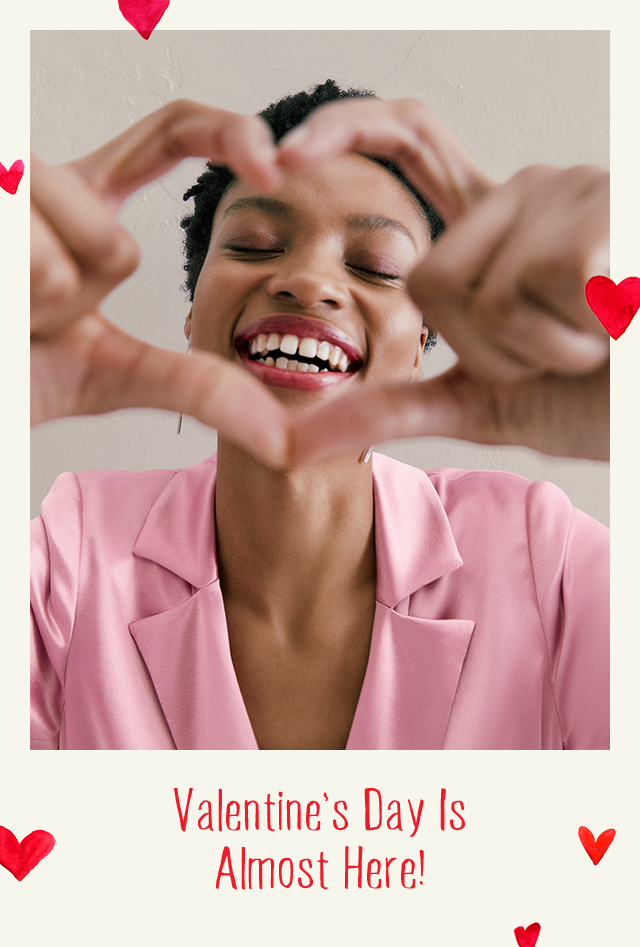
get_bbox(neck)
[214,439,376,621]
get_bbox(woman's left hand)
[277,97,609,463]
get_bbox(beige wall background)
[30,30,609,522]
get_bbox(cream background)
[2,17,635,947]
[29,30,610,523]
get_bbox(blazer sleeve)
[526,481,609,750]
[30,472,83,750]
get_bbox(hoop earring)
[176,338,191,435]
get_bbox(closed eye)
[349,265,402,283]
[224,245,282,257]
[224,247,401,282]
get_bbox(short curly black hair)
[181,80,443,350]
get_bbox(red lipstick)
[235,314,364,391]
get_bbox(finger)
[417,279,609,383]
[407,174,516,310]
[70,100,282,205]
[290,364,609,466]
[406,196,544,383]
[290,372,478,466]
[31,155,139,274]
[278,97,492,223]
[31,157,140,336]
[519,245,611,337]
[419,165,609,337]
[406,180,520,376]
[30,205,82,326]
[515,166,610,333]
[478,167,610,340]
[407,179,609,380]
[129,346,290,468]
[474,257,610,377]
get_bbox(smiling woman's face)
[187,153,431,405]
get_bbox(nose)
[266,249,349,310]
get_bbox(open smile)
[235,315,364,391]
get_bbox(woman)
[30,82,609,750]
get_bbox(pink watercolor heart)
[0,159,24,195]
[0,826,56,880]
[118,0,170,39]
[514,923,541,947]
[585,275,640,340]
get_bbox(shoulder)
[374,452,607,554]
[426,464,563,504]
[35,456,217,542]
[76,465,180,516]
[426,466,575,526]
[424,465,608,576]
[37,465,175,526]
[375,452,579,520]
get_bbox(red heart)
[514,923,541,947]
[585,275,640,339]
[0,826,56,880]
[578,825,616,865]
[0,159,24,195]
[118,0,170,39]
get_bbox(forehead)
[213,153,430,248]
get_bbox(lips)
[235,315,364,391]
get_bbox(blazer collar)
[371,452,462,607]
[133,456,220,589]
[133,452,463,601]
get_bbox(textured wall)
[31,30,609,522]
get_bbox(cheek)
[371,301,424,377]
[190,265,243,350]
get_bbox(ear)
[411,326,429,380]
[184,308,192,342]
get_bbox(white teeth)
[249,330,354,373]
[317,341,331,361]
[280,334,299,356]
[329,345,342,367]
[298,337,318,359]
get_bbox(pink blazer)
[30,453,609,750]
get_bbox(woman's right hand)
[278,96,610,463]
[30,100,289,467]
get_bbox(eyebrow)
[222,196,420,249]
[223,195,292,220]
[347,214,419,250]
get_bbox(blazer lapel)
[371,451,464,605]
[133,456,220,589]
[347,604,474,749]
[345,454,475,749]
[129,584,258,750]
[130,456,258,749]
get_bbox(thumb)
[290,368,489,466]
[33,312,291,468]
